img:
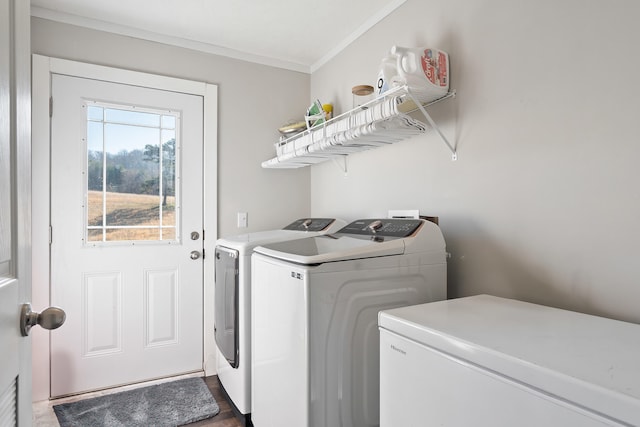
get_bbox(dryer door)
[214,246,239,368]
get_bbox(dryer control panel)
[337,219,422,237]
[283,218,337,232]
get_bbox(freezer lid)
[379,295,640,426]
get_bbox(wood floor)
[183,376,243,427]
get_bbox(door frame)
[5,0,32,422]
[32,55,218,401]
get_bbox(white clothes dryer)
[214,218,345,426]
[250,218,447,427]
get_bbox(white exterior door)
[1,0,32,424]
[50,74,205,397]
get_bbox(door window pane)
[104,108,160,127]
[161,115,176,129]
[87,105,103,121]
[85,101,180,243]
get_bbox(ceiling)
[30,0,406,73]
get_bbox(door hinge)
[49,96,53,118]
[202,249,205,260]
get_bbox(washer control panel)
[283,218,336,232]
[337,219,423,237]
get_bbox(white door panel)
[50,74,204,397]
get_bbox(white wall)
[310,0,640,322]
[31,17,311,238]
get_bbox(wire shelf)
[262,85,456,169]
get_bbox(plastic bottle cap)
[352,85,374,96]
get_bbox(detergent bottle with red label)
[390,46,450,103]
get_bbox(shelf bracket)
[407,89,457,161]
[332,156,348,174]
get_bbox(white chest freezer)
[378,295,640,427]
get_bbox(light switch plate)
[237,212,248,228]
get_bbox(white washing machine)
[214,218,345,426]
[378,295,640,427]
[250,218,447,427]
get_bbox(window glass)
[85,102,180,243]
[87,105,103,121]
[161,115,176,129]
[104,108,160,127]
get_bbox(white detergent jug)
[390,46,450,103]
[376,55,397,96]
